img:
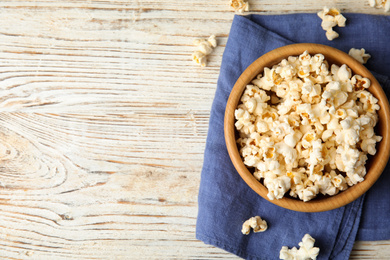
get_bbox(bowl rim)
[224,43,390,212]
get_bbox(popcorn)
[265,175,291,200]
[241,216,268,235]
[325,29,339,41]
[369,0,390,12]
[280,234,320,260]
[322,81,348,108]
[332,173,348,191]
[317,7,346,41]
[230,0,249,13]
[297,234,321,260]
[192,35,217,67]
[235,107,255,135]
[361,135,383,155]
[284,131,303,148]
[346,172,365,185]
[357,90,380,113]
[351,75,370,91]
[308,139,323,173]
[336,64,352,82]
[349,48,371,64]
[235,51,381,202]
[321,129,333,141]
[276,142,298,165]
[335,145,362,177]
[317,173,338,196]
[279,246,297,260]
[298,185,320,202]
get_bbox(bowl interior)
[224,43,390,212]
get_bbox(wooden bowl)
[224,43,390,212]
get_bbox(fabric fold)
[196,14,390,260]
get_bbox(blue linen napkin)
[196,13,390,260]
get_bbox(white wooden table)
[0,1,388,259]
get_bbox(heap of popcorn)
[234,51,382,202]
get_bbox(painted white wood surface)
[0,1,388,259]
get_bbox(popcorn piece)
[322,80,348,108]
[317,173,338,196]
[326,29,339,41]
[351,75,370,90]
[317,7,346,28]
[230,0,249,13]
[234,51,382,202]
[369,0,390,12]
[265,175,291,200]
[317,7,346,41]
[284,131,303,148]
[337,64,352,82]
[280,246,299,260]
[235,107,255,135]
[332,173,348,191]
[308,139,323,174]
[297,234,321,259]
[241,216,268,235]
[298,185,320,202]
[192,35,217,67]
[276,142,298,165]
[280,234,320,260]
[349,48,371,64]
[361,135,383,155]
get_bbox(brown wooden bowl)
[224,43,390,212]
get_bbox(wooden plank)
[0,0,388,259]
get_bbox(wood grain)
[0,0,388,259]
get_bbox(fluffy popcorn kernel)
[280,246,297,260]
[351,75,370,90]
[361,135,383,155]
[241,216,268,235]
[317,174,338,196]
[265,175,291,200]
[280,234,320,260]
[317,7,346,28]
[369,0,390,12]
[230,0,249,13]
[192,35,217,67]
[235,51,381,202]
[317,7,346,41]
[349,48,371,64]
[325,29,339,41]
[298,185,320,202]
[332,174,348,191]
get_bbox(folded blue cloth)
[196,13,390,260]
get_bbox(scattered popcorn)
[235,51,381,202]
[280,234,320,260]
[230,0,249,13]
[369,0,390,12]
[317,7,346,41]
[241,216,268,235]
[349,48,371,64]
[192,35,217,67]
[325,29,339,41]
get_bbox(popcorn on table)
[317,7,346,41]
[192,35,217,67]
[280,234,320,260]
[241,216,268,235]
[235,51,381,202]
[349,48,371,64]
[369,0,390,12]
[230,0,249,13]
